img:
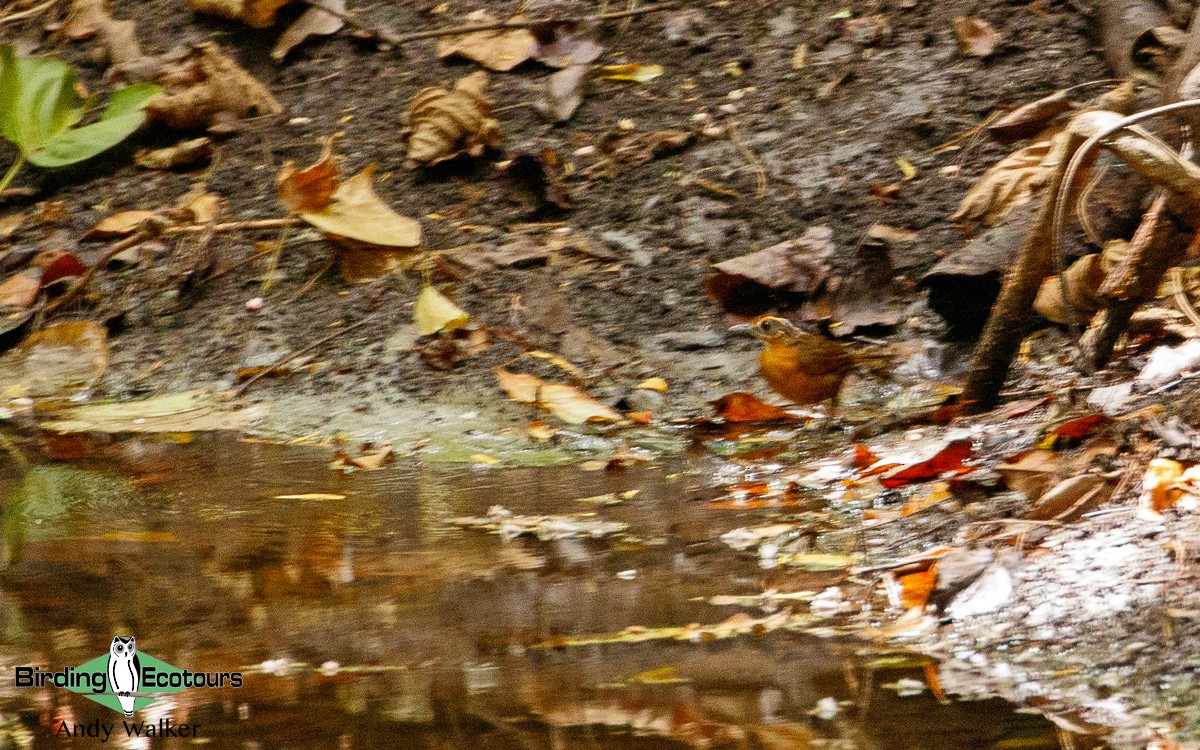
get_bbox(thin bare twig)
[0,0,57,26]
[727,121,767,198]
[235,312,382,396]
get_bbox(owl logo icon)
[106,636,140,717]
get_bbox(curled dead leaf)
[405,71,503,167]
[60,0,143,65]
[986,90,1075,144]
[277,137,339,213]
[535,64,590,123]
[1034,254,1107,324]
[146,43,282,129]
[83,210,158,239]
[952,129,1064,228]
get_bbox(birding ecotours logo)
[13,635,243,717]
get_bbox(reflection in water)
[0,433,1064,748]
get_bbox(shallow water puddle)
[0,434,1064,748]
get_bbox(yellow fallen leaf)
[895,157,917,181]
[525,350,583,378]
[413,285,469,336]
[600,63,664,83]
[472,453,500,464]
[637,377,668,392]
[274,493,347,500]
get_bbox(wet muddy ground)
[0,434,1071,749]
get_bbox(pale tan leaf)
[298,165,422,248]
[271,0,345,61]
[436,11,535,71]
[83,210,157,240]
[405,72,503,167]
[413,285,469,336]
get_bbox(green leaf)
[29,83,161,167]
[0,45,160,169]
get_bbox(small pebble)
[246,297,264,312]
[617,569,637,580]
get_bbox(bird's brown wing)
[789,333,854,376]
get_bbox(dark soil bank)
[2,0,1107,446]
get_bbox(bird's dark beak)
[728,323,753,336]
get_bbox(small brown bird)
[733,316,890,406]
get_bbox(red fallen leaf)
[852,443,879,469]
[709,392,804,422]
[39,252,87,288]
[878,439,973,488]
[1050,414,1110,439]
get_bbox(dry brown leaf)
[986,90,1075,144]
[436,11,536,71]
[952,129,1063,228]
[1034,254,1106,324]
[953,16,998,58]
[277,137,339,213]
[272,0,345,60]
[60,0,110,39]
[188,0,291,28]
[405,72,502,167]
[83,209,158,240]
[298,165,422,251]
[146,42,282,130]
[706,225,834,316]
[177,191,222,224]
[60,0,142,65]
[996,448,1060,501]
[134,137,213,170]
[495,368,622,424]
